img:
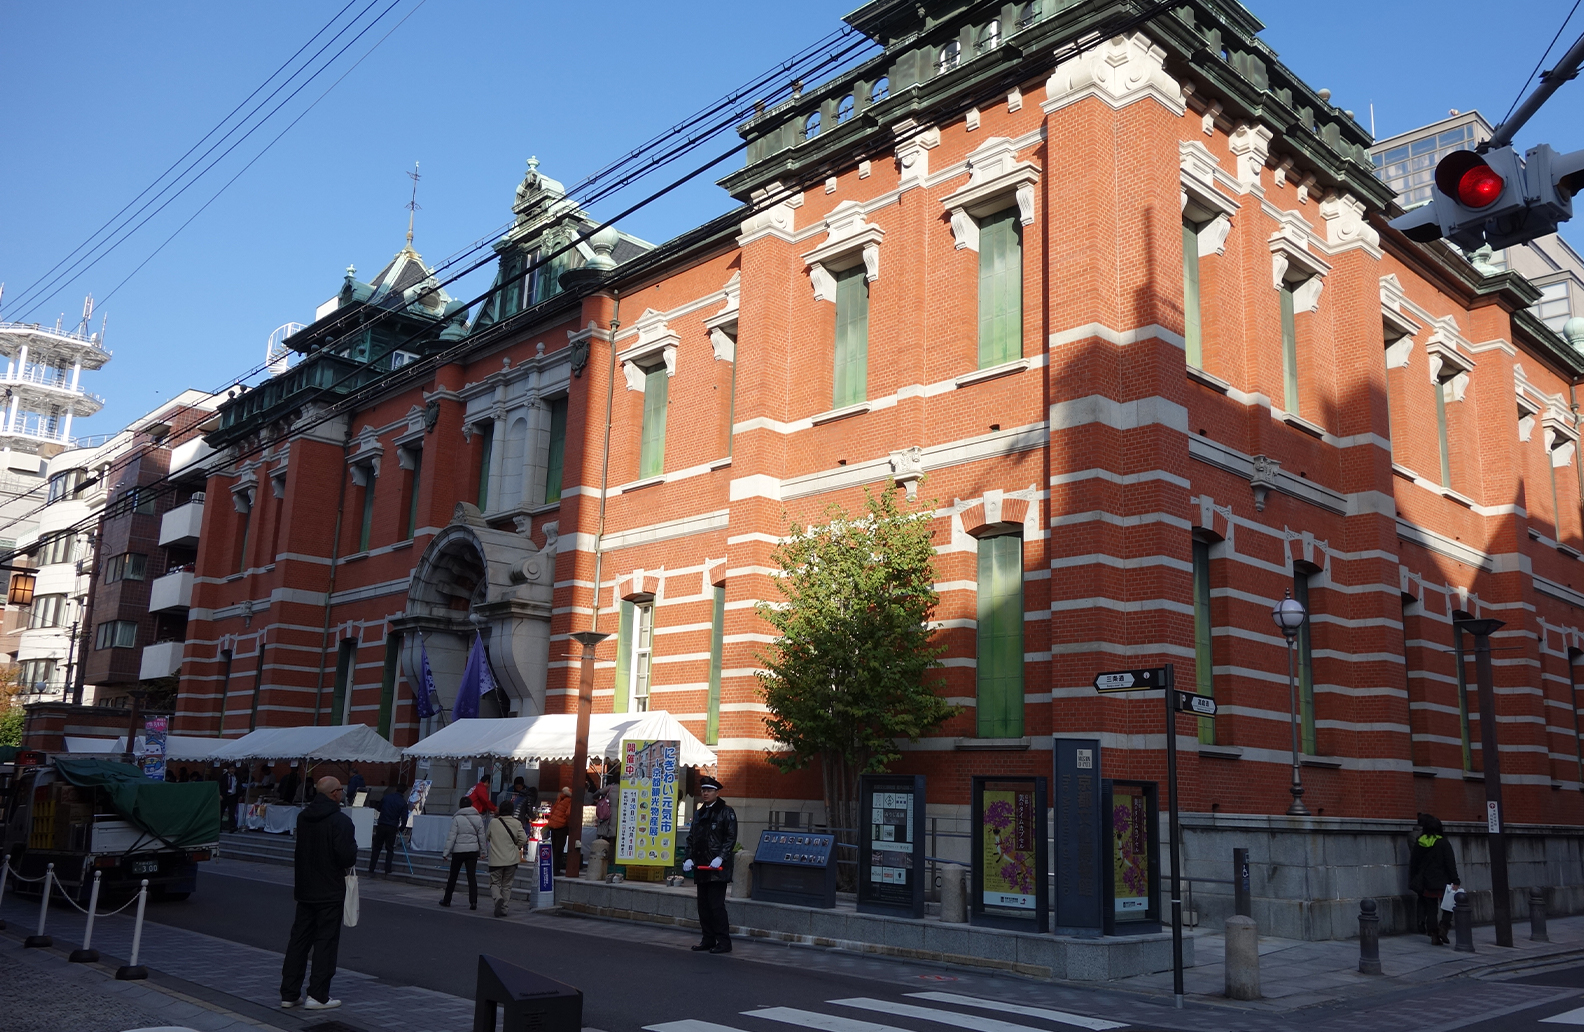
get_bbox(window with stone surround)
[331,637,356,725]
[1280,284,1299,415]
[475,423,494,511]
[379,631,403,738]
[1183,220,1204,369]
[975,531,1023,738]
[978,208,1022,368]
[404,449,423,540]
[639,363,669,479]
[1192,538,1215,744]
[1293,567,1317,755]
[833,266,869,409]
[706,583,725,746]
[614,598,655,714]
[545,396,568,503]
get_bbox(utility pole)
[1457,617,1511,948]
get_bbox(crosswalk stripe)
[645,1021,754,1032]
[1543,1005,1584,1025]
[905,991,1128,1031]
[832,997,1119,1032]
[744,1006,916,1032]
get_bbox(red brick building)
[175,1,1584,936]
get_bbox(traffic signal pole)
[1484,32,1584,152]
[1164,662,1184,1008]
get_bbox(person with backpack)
[486,805,529,917]
[594,775,617,847]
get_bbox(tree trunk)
[821,753,860,892]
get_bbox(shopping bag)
[1439,883,1457,912]
[344,870,361,927]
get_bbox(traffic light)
[1390,144,1584,251]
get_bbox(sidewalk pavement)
[1115,911,1584,1012]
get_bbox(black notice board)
[1103,778,1162,934]
[970,775,1048,932]
[751,830,837,908]
[857,774,926,918]
[1054,738,1104,936]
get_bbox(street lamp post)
[564,630,610,880]
[1272,591,1309,816]
[1455,617,1512,947]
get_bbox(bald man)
[280,776,357,1011]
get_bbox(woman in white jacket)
[440,799,486,910]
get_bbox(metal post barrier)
[1357,899,1381,974]
[1233,847,1251,918]
[24,863,54,948]
[70,871,103,963]
[116,880,150,980]
[1453,890,1475,953]
[0,856,10,931]
[1531,887,1550,943]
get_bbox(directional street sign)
[1093,667,1167,692]
[1176,692,1217,717]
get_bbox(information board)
[970,775,1048,931]
[1103,778,1162,934]
[616,739,679,866]
[857,774,925,917]
[751,830,838,907]
[1053,738,1103,935]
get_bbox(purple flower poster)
[981,781,1037,910]
[1112,783,1151,917]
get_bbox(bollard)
[70,871,103,963]
[1453,890,1475,953]
[1357,899,1381,975]
[939,864,968,924]
[0,856,10,931]
[116,880,149,980]
[1233,847,1251,919]
[584,840,609,883]
[24,863,54,948]
[1224,915,1260,1000]
[1531,887,1550,943]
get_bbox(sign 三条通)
[616,739,679,866]
[1093,668,1166,693]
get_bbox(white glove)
[682,859,694,872]
[710,857,724,869]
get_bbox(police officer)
[682,775,737,954]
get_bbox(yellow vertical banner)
[616,739,679,866]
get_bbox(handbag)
[343,870,361,927]
[1439,883,1458,912]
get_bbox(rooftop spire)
[405,161,421,247]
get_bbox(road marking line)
[834,997,1122,1032]
[744,1006,914,1032]
[645,1021,754,1032]
[904,991,1128,1031]
[1543,1006,1584,1025]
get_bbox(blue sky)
[2,1,1580,434]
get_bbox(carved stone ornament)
[801,200,885,302]
[423,399,441,433]
[940,136,1041,251]
[1042,32,1184,116]
[1227,123,1273,190]
[893,119,941,185]
[889,446,926,500]
[1250,454,1281,512]
[569,337,590,377]
[1319,191,1381,249]
[739,181,803,242]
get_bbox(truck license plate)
[131,859,158,875]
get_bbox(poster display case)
[857,774,925,917]
[1103,778,1162,934]
[970,775,1048,931]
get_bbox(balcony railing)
[0,319,109,351]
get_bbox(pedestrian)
[499,776,528,813]
[369,783,409,878]
[347,768,366,802]
[594,775,617,850]
[440,798,486,910]
[546,786,573,868]
[279,776,357,1011]
[682,775,737,955]
[465,773,498,815]
[279,766,300,804]
[222,767,239,830]
[1409,813,1460,945]
[486,803,529,917]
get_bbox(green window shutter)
[405,450,423,540]
[976,533,1024,738]
[1192,539,1214,744]
[378,632,402,738]
[1453,622,1472,771]
[613,601,634,713]
[1182,221,1203,368]
[1436,378,1453,490]
[1280,284,1299,415]
[706,583,725,745]
[977,209,1022,368]
[640,367,668,478]
[331,639,356,726]
[545,397,568,503]
[477,424,493,510]
[358,480,376,552]
[833,266,869,408]
[1294,573,1316,754]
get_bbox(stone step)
[218,831,532,895]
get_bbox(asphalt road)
[1454,965,1584,1030]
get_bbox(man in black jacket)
[280,776,358,1010]
[683,775,737,954]
[369,783,409,878]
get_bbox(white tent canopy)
[405,711,717,769]
[209,724,404,765]
[66,735,218,762]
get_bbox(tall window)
[1280,284,1299,414]
[614,600,655,713]
[1434,373,1454,489]
[833,266,869,408]
[1293,570,1316,754]
[216,648,234,736]
[978,209,1022,368]
[1452,611,1474,771]
[379,632,403,738]
[545,396,568,503]
[640,367,668,478]
[29,594,66,629]
[405,451,423,540]
[614,601,634,711]
[1183,221,1204,368]
[38,532,75,566]
[706,583,725,745]
[236,505,252,574]
[976,532,1024,738]
[331,638,356,726]
[1192,539,1214,743]
[357,477,376,553]
[476,424,494,511]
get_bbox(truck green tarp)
[53,759,221,849]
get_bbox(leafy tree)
[0,666,23,747]
[0,707,21,748]
[757,488,952,885]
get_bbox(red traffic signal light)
[1435,151,1505,209]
